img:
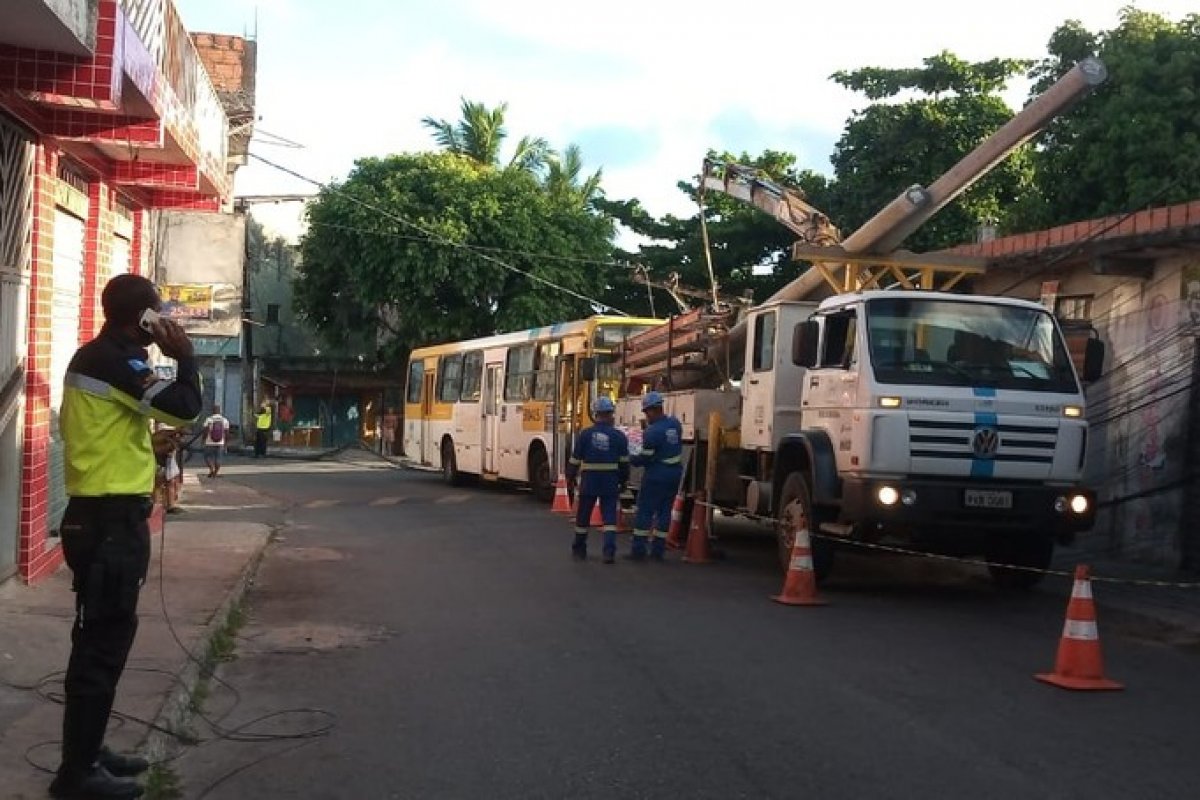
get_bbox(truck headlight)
[877,486,900,506]
[1069,494,1089,514]
[879,396,902,408]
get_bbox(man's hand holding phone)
[140,309,193,361]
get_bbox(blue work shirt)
[633,415,684,484]
[566,422,630,496]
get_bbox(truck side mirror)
[792,321,819,368]
[1082,337,1105,382]
[579,357,596,382]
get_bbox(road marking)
[435,494,470,505]
[369,496,406,506]
[304,499,340,508]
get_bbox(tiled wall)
[18,143,146,583]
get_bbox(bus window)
[460,351,483,402]
[406,359,424,404]
[533,341,560,401]
[505,344,536,402]
[437,354,464,402]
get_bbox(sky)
[177,0,1195,231]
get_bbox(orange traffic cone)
[682,492,713,564]
[665,491,686,550]
[1036,565,1122,691]
[551,474,572,514]
[589,500,604,527]
[771,523,826,606]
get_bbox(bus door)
[421,370,436,465]
[483,363,503,473]
[554,354,577,475]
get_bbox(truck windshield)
[866,297,1079,393]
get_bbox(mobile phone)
[138,308,161,332]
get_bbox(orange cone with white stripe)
[665,490,686,550]
[589,501,604,527]
[551,474,572,514]
[1035,565,1122,691]
[771,523,826,606]
[682,492,714,564]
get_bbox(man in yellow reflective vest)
[254,401,272,457]
[52,275,201,799]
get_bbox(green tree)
[828,51,1035,250]
[597,150,833,315]
[295,152,618,359]
[422,98,552,173]
[1022,8,1200,226]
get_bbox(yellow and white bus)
[403,315,662,500]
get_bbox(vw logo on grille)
[972,427,1000,459]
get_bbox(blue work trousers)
[575,493,619,529]
[635,477,677,536]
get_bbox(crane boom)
[701,159,840,246]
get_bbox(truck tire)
[441,438,463,487]
[987,533,1053,590]
[776,472,835,582]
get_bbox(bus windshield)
[865,297,1079,394]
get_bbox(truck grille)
[909,418,1057,464]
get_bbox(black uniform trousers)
[254,429,268,457]
[58,496,152,780]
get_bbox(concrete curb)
[139,529,273,765]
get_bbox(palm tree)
[422,98,551,173]
[544,144,603,204]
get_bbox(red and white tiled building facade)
[0,0,231,583]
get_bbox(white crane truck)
[607,58,1109,587]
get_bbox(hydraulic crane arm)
[701,159,841,247]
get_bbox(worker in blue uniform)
[630,391,684,561]
[565,396,629,564]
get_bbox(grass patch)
[144,763,183,800]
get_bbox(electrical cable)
[1,459,336,795]
[248,151,633,317]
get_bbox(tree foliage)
[295,152,616,360]
[1020,8,1200,226]
[828,52,1035,250]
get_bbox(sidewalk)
[0,476,274,799]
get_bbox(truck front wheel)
[986,533,1053,590]
[776,472,835,582]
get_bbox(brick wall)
[20,143,61,582]
[191,33,248,93]
[80,181,114,341]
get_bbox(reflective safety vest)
[61,329,202,496]
[256,409,272,430]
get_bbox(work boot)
[602,530,617,564]
[625,534,648,561]
[50,765,144,799]
[99,746,149,777]
[650,537,666,561]
[571,533,588,560]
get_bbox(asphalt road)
[172,453,1200,799]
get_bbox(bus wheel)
[529,447,554,503]
[441,439,462,487]
[775,472,835,582]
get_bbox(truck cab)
[771,290,1102,585]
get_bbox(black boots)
[50,765,144,799]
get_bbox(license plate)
[964,489,1013,509]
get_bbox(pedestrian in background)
[566,396,629,564]
[202,404,230,478]
[254,401,272,458]
[53,274,202,799]
[630,391,684,561]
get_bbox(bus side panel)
[498,401,528,481]
[454,402,482,475]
